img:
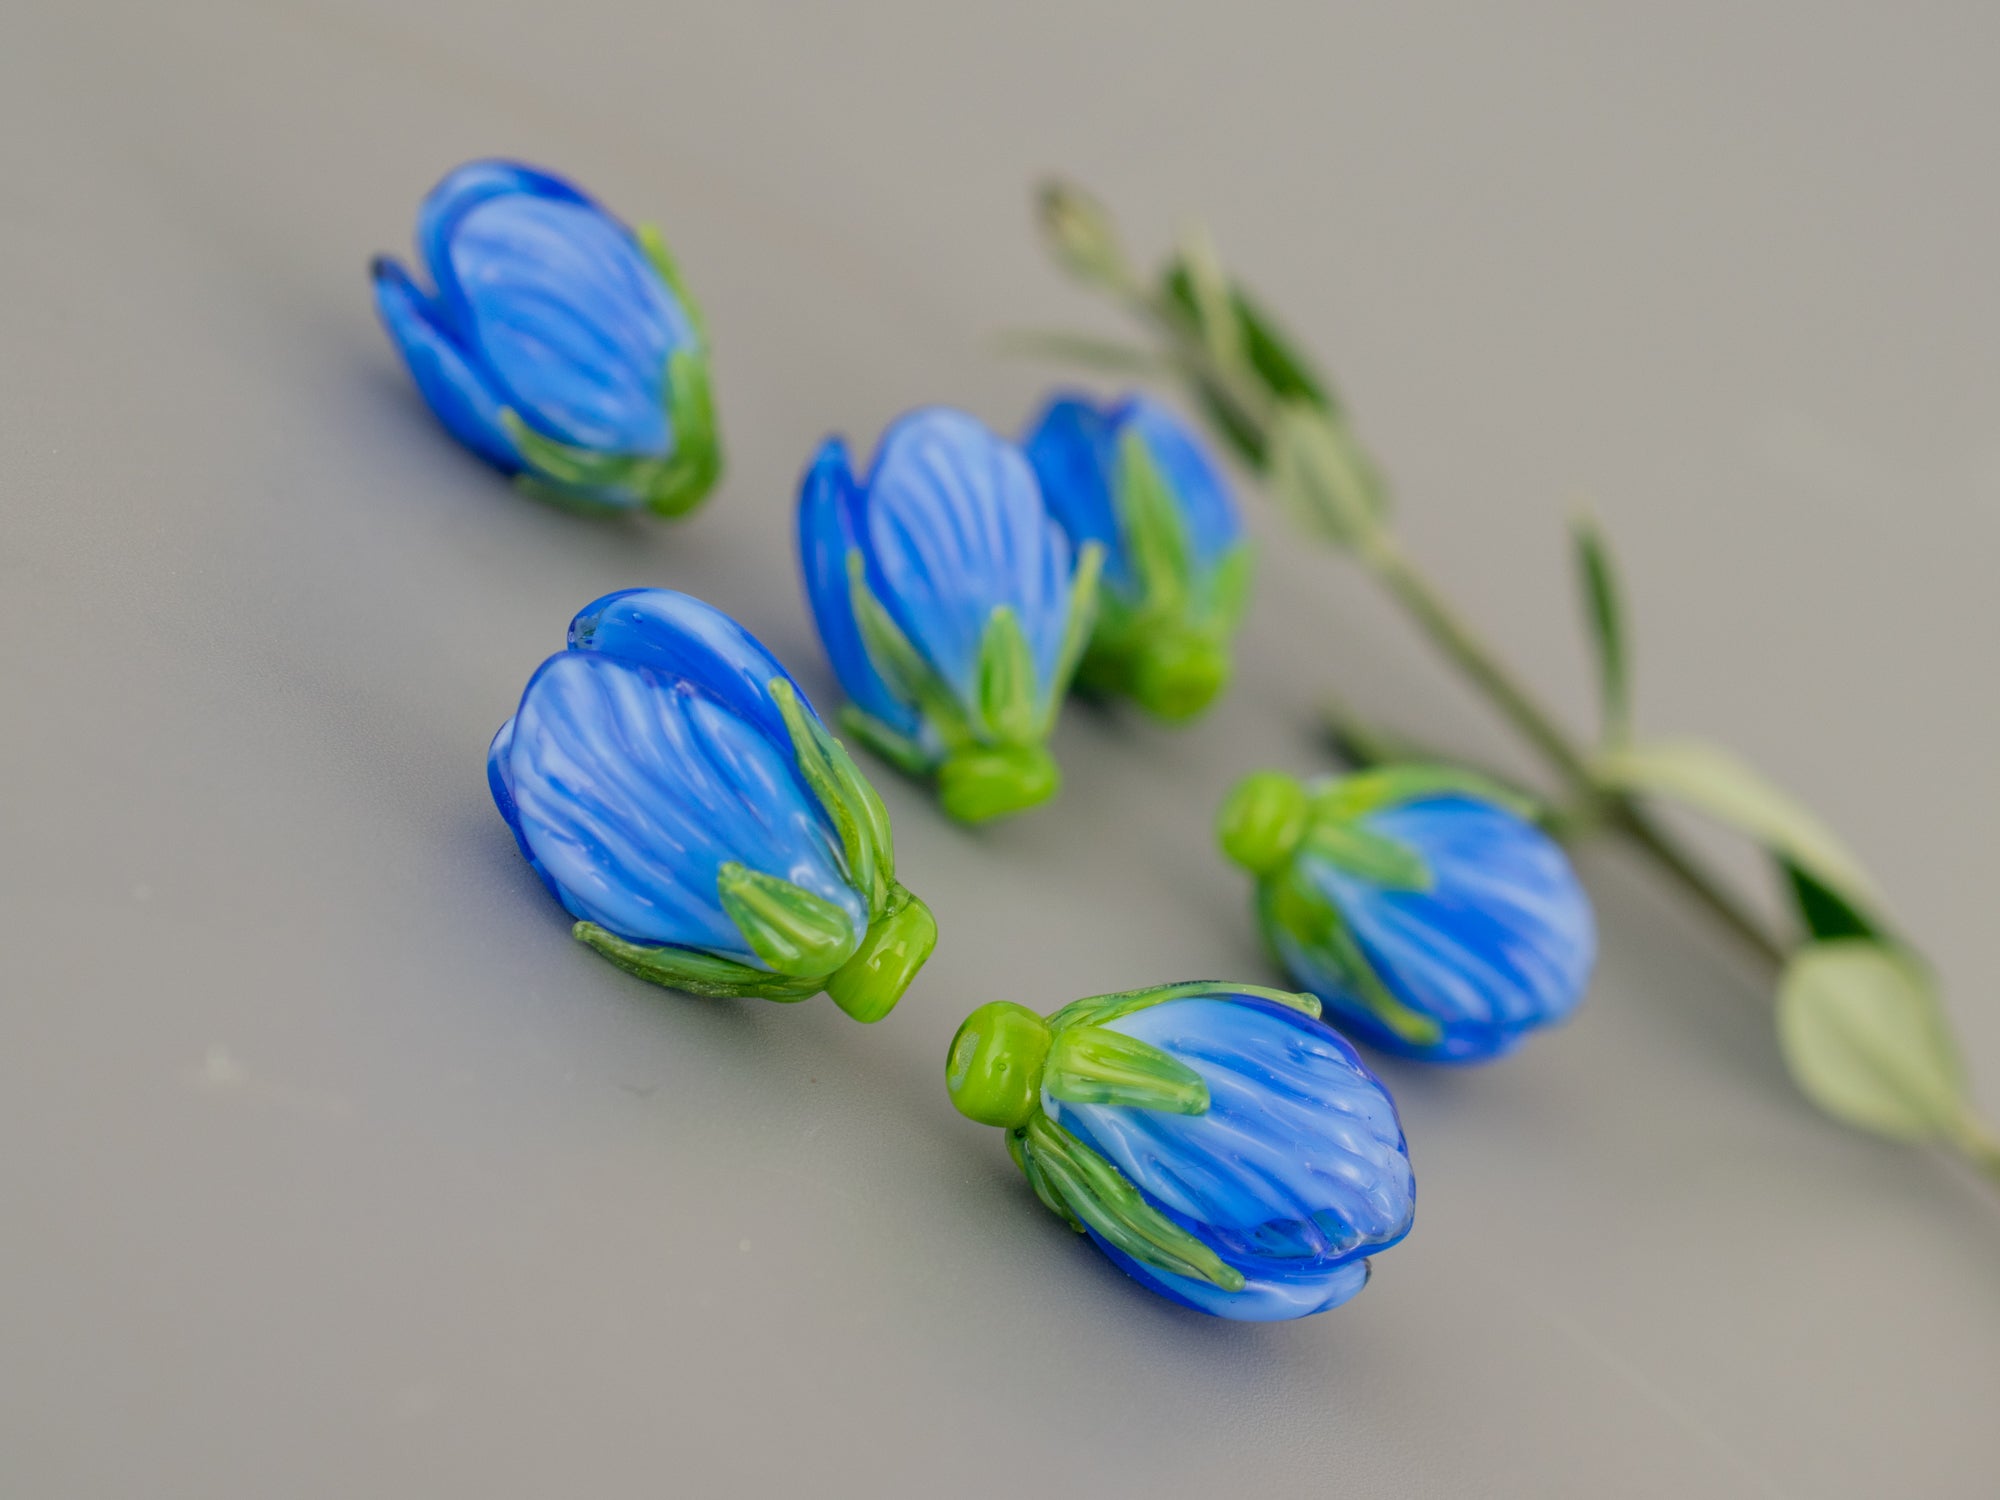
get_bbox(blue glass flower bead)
[1218,767,1596,1062]
[371,159,722,517]
[1023,391,1251,722]
[947,983,1415,1320]
[488,589,936,1021]
[796,406,1104,824]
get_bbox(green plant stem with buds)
[1025,179,1998,1188]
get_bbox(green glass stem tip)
[1130,630,1231,723]
[1217,769,1310,875]
[824,893,938,1023]
[937,743,1060,824]
[946,1001,1053,1128]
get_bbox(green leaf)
[1783,858,1880,943]
[1175,223,1246,375]
[1267,401,1389,550]
[571,923,824,1001]
[1159,263,1335,416]
[1777,940,1965,1142]
[1023,1114,1245,1292]
[976,606,1038,745]
[1035,180,1134,292]
[993,329,1175,377]
[1594,739,1875,911]
[837,706,936,778]
[715,862,859,979]
[1571,513,1630,745]
[1044,1025,1210,1115]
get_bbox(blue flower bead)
[796,406,1104,824]
[489,589,935,1020]
[1023,391,1251,722]
[371,159,722,516]
[1219,766,1596,1062]
[947,983,1415,1320]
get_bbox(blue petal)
[796,440,922,736]
[451,194,692,454]
[371,256,523,472]
[1298,795,1597,1062]
[1021,394,1132,596]
[1114,394,1241,569]
[1049,994,1414,1321]
[502,651,864,957]
[567,589,810,750]
[487,715,565,904]
[858,408,1074,707]
[415,160,594,342]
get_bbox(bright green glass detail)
[946,982,1318,1292]
[571,923,824,1001]
[501,346,720,519]
[1044,1024,1209,1114]
[1314,763,1539,824]
[947,1001,1053,1128]
[843,542,1105,824]
[1221,768,1448,1049]
[825,891,936,1024]
[1076,433,1250,723]
[1216,769,1310,876]
[715,862,858,979]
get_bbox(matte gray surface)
[6,2,1998,1495]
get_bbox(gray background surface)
[5,2,1998,1495]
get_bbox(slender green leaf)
[1159,263,1335,414]
[994,329,1175,376]
[1035,180,1134,291]
[1267,401,1388,549]
[1571,513,1630,744]
[572,923,823,1000]
[1176,223,1245,374]
[1114,429,1194,614]
[1044,1025,1210,1115]
[1024,1115,1245,1292]
[1777,940,1965,1142]
[846,552,973,747]
[1042,540,1106,733]
[1008,1127,1084,1232]
[1595,739,1875,910]
[771,678,888,906]
[1783,858,1880,943]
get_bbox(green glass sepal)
[1260,876,1444,1048]
[1043,1024,1209,1114]
[716,861,859,979]
[1072,435,1248,724]
[1007,1126,1084,1232]
[570,923,824,1001]
[1316,764,1541,824]
[1046,979,1320,1033]
[844,542,1102,823]
[947,1001,1054,1128]
[1301,820,1431,891]
[635,222,708,341]
[498,352,721,520]
[1018,1114,1245,1293]
[771,677,894,910]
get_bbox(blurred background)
[4,2,1997,1495]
